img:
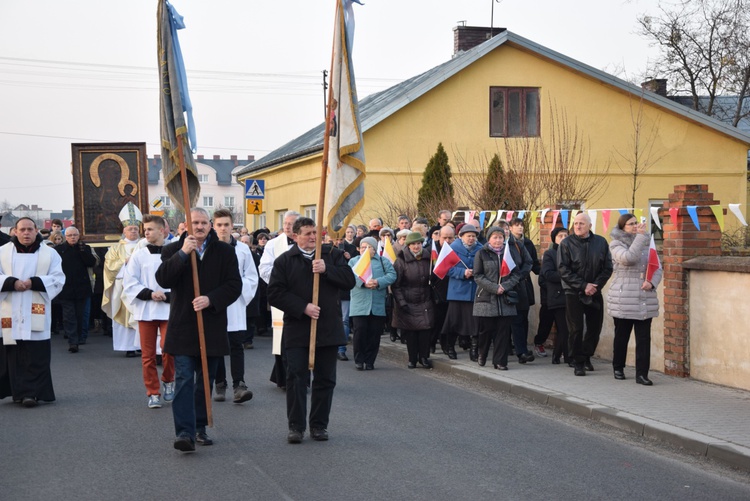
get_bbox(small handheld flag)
[646,235,661,282]
[352,251,372,282]
[382,238,397,264]
[433,243,461,279]
[501,243,516,278]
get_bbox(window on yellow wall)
[490,87,540,137]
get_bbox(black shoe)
[311,428,329,441]
[614,370,626,380]
[567,361,575,368]
[447,347,457,360]
[518,352,535,364]
[407,361,417,369]
[355,363,364,371]
[22,397,38,408]
[574,365,586,376]
[156,354,162,366]
[365,363,374,370]
[478,356,486,367]
[419,357,432,369]
[174,435,195,452]
[337,352,348,361]
[287,429,304,444]
[68,344,79,353]
[636,375,653,386]
[552,358,560,365]
[390,332,398,342]
[195,431,213,446]
[125,351,137,358]
[493,364,508,371]
[584,358,594,371]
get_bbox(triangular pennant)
[686,206,700,230]
[540,208,550,225]
[569,210,580,229]
[587,210,597,234]
[728,204,747,226]
[634,208,643,222]
[505,210,514,222]
[669,207,679,226]
[552,210,560,229]
[709,205,724,231]
[618,209,628,216]
[560,210,569,229]
[650,207,662,230]
[602,210,611,234]
[529,210,539,233]
[479,211,487,229]
[517,210,526,220]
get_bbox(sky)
[0,0,661,211]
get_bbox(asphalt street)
[2,332,749,501]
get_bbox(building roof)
[149,156,241,186]
[235,30,750,178]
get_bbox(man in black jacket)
[557,213,613,376]
[55,227,97,353]
[267,217,356,444]
[155,208,242,452]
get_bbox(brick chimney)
[453,25,505,56]
[641,78,668,97]
[197,154,204,160]
[247,155,255,162]
[213,155,220,160]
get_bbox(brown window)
[490,87,540,137]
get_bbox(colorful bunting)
[686,206,700,230]
[709,205,724,231]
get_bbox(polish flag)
[500,243,516,277]
[646,235,661,282]
[430,239,438,265]
[433,243,460,279]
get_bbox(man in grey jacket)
[557,213,613,376]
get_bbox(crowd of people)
[0,204,662,451]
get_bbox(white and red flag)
[433,243,460,279]
[646,235,661,282]
[430,240,438,266]
[500,243,516,278]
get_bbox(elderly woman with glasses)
[348,237,397,370]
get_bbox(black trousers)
[352,315,385,365]
[431,300,448,348]
[613,317,652,377]
[286,345,337,432]
[215,330,246,387]
[534,305,570,361]
[510,309,531,357]
[59,298,88,346]
[565,294,604,364]
[0,340,55,402]
[477,316,512,367]
[403,329,431,363]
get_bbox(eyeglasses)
[625,221,638,226]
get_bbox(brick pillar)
[661,185,722,377]
[537,205,565,254]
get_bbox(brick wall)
[661,185,722,377]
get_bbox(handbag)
[503,290,519,305]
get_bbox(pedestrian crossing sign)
[245,179,265,199]
[150,197,164,216]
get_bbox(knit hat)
[379,227,395,239]
[459,224,479,236]
[404,232,425,246]
[485,226,505,240]
[360,236,377,250]
[550,227,569,242]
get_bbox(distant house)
[148,154,253,226]
[235,26,750,233]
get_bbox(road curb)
[378,341,750,473]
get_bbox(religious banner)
[71,142,149,242]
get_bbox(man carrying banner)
[267,217,355,443]
[0,218,65,407]
[156,208,241,452]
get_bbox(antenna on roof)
[491,0,503,36]
[457,20,466,27]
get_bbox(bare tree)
[638,0,750,126]
[613,94,666,208]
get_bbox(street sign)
[247,199,263,214]
[150,197,164,216]
[245,179,265,199]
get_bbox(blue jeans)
[338,300,350,354]
[172,355,219,439]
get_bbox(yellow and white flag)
[325,0,365,236]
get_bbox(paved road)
[2,332,749,500]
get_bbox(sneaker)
[163,381,175,402]
[148,395,162,409]
[534,344,547,357]
[214,381,227,402]
[233,382,254,404]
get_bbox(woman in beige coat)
[607,213,663,386]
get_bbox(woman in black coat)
[537,227,571,365]
[392,232,434,369]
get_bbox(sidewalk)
[379,339,750,472]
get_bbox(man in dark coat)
[54,226,97,353]
[155,208,242,452]
[267,217,355,444]
[558,212,613,376]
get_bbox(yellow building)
[235,27,750,234]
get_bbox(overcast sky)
[0,0,660,211]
